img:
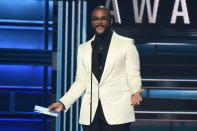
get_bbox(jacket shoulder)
[116,34,134,43]
[78,39,92,50]
[114,33,135,49]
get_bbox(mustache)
[95,25,106,28]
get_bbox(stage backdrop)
[87,0,197,43]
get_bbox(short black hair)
[92,6,112,20]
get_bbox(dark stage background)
[87,0,197,43]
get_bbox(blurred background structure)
[0,0,197,131]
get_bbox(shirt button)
[99,47,103,50]
[99,66,102,70]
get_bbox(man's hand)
[131,89,144,106]
[48,101,64,112]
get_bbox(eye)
[91,17,99,21]
[100,16,109,21]
[91,16,110,21]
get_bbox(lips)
[96,25,106,29]
[94,25,106,34]
[96,26,104,31]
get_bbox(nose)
[96,19,103,24]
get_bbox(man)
[48,6,144,131]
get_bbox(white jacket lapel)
[99,32,118,86]
[84,40,98,85]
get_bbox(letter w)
[133,0,159,23]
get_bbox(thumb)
[55,106,62,112]
[139,89,144,93]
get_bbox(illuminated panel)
[140,89,197,99]
[63,1,69,131]
[56,1,63,131]
[0,28,44,49]
[149,89,197,99]
[55,1,88,131]
[48,30,53,50]
[69,1,76,131]
[0,65,52,90]
[0,26,53,50]
[0,65,44,87]
[0,0,53,50]
[0,0,46,21]
[0,118,51,131]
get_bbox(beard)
[93,24,111,38]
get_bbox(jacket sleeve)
[59,45,88,112]
[125,39,142,95]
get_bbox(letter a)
[171,0,190,24]
[105,0,121,24]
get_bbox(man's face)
[91,9,112,35]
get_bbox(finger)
[131,99,134,105]
[139,89,144,93]
[132,97,136,103]
[135,95,139,101]
[137,95,142,101]
[55,108,61,112]
[136,97,142,104]
[139,98,143,105]
[138,99,141,104]
[133,99,137,106]
[139,98,142,103]
[131,97,135,103]
[48,105,53,111]
[55,105,63,112]
[48,103,56,111]
[139,97,142,102]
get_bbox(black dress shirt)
[91,30,113,83]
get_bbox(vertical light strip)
[56,1,63,131]
[76,1,81,131]
[82,1,87,43]
[69,1,75,131]
[80,1,87,131]
[63,1,69,131]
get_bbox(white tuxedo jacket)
[59,31,142,125]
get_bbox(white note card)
[34,105,58,117]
